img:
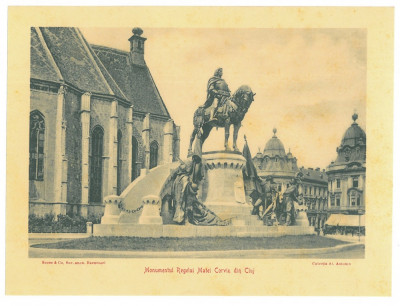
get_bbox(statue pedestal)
[201,151,250,220]
[101,195,121,224]
[138,195,163,225]
[295,206,310,226]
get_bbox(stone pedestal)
[295,206,311,226]
[202,151,248,220]
[138,195,163,225]
[101,195,121,224]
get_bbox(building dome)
[263,128,286,157]
[341,113,366,147]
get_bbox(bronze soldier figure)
[283,177,301,226]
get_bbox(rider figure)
[203,68,230,122]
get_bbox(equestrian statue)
[188,68,256,154]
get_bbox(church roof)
[263,128,286,157]
[31,27,171,118]
[30,28,61,83]
[92,45,170,117]
[37,27,115,96]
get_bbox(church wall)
[130,114,170,170]
[132,114,145,174]
[90,97,111,204]
[87,205,106,218]
[29,89,58,208]
[149,116,166,166]
[117,103,131,191]
[64,89,82,207]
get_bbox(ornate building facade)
[326,113,366,227]
[253,128,298,191]
[252,128,328,227]
[298,166,329,229]
[29,27,180,217]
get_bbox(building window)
[117,130,122,196]
[131,136,138,181]
[278,185,282,192]
[150,140,158,169]
[336,179,341,188]
[89,126,104,203]
[353,177,359,188]
[336,197,340,206]
[357,196,361,206]
[29,111,45,180]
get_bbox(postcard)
[6,6,393,295]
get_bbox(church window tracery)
[150,140,159,169]
[89,126,104,203]
[29,111,45,181]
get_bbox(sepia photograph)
[28,26,366,259]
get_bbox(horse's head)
[232,85,255,109]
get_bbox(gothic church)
[30,27,180,217]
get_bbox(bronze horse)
[188,83,255,154]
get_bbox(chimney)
[128,27,147,66]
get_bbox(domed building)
[326,113,366,231]
[253,128,298,190]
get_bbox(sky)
[80,27,366,169]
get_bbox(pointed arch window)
[29,111,45,180]
[117,130,123,195]
[150,140,159,169]
[89,126,104,203]
[132,136,139,181]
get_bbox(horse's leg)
[233,123,240,151]
[188,128,197,156]
[201,124,213,145]
[224,120,231,151]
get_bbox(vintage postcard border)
[6,6,393,295]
